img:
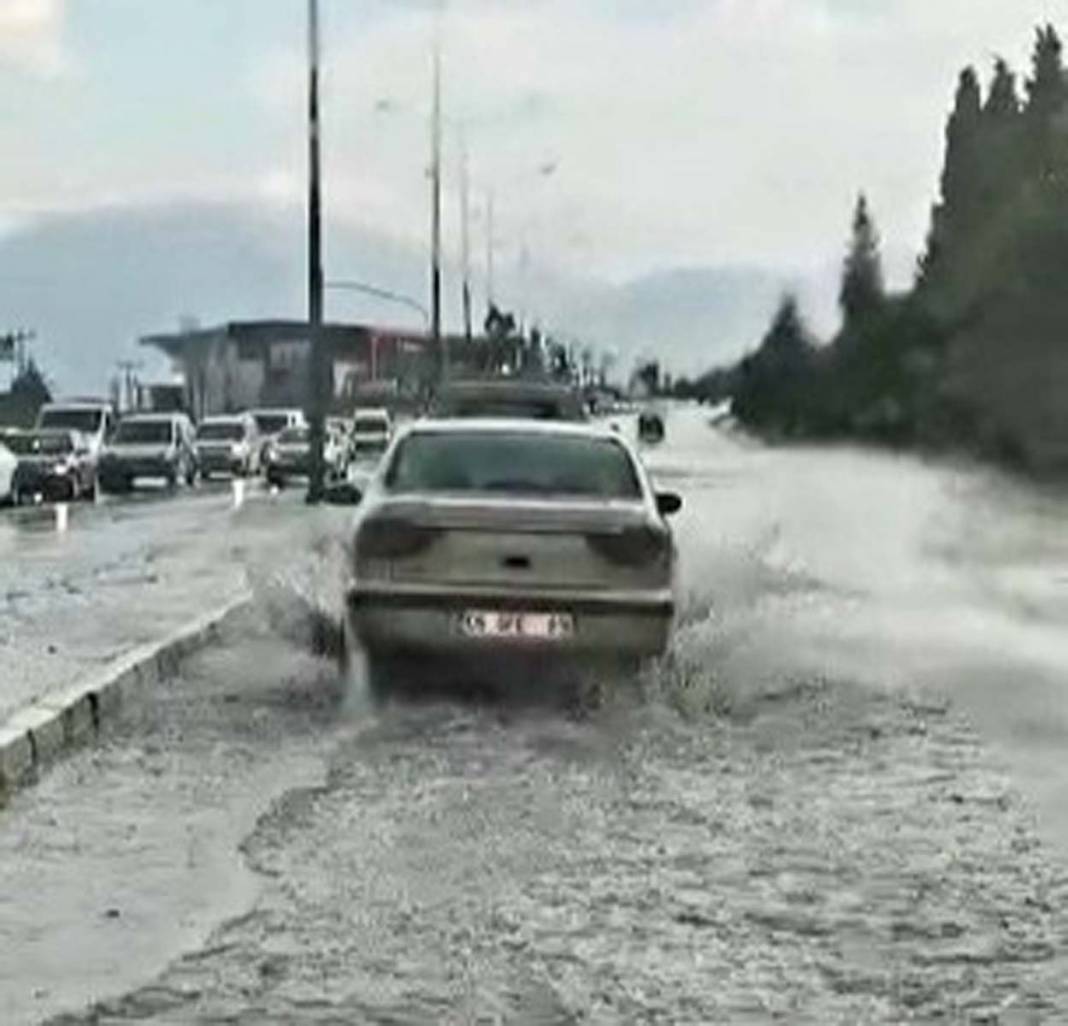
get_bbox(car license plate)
[459,610,574,641]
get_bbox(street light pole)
[485,188,495,314]
[459,128,473,343]
[429,31,445,386]
[306,0,327,503]
[325,280,430,328]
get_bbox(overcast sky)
[0,0,1065,289]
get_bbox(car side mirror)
[656,491,682,517]
[323,482,363,506]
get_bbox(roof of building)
[140,319,440,356]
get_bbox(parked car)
[98,413,197,492]
[638,410,666,444]
[248,408,306,462]
[0,438,17,505]
[11,429,98,503]
[195,414,261,479]
[35,400,117,460]
[350,408,393,460]
[339,418,682,698]
[429,379,588,422]
[264,424,347,488]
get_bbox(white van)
[35,400,116,460]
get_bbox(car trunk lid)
[364,495,665,591]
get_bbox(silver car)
[341,419,682,697]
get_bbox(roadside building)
[140,320,433,419]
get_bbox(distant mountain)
[0,200,817,393]
[0,202,440,394]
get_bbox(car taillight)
[586,526,670,567]
[357,517,441,559]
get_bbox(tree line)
[679,25,1068,472]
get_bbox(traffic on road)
[0,401,401,510]
[3,402,1068,1025]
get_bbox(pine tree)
[976,57,1026,212]
[840,194,885,326]
[985,57,1020,119]
[763,294,809,361]
[923,67,983,280]
[1025,25,1067,176]
[1026,24,1065,117]
[942,67,982,212]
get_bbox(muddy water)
[7,410,1068,1023]
[47,677,1068,1022]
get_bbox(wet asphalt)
[2,412,1068,1024]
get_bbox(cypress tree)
[840,194,886,326]
[985,57,1021,119]
[923,67,983,280]
[1025,25,1067,176]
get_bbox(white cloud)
[3,0,1067,295]
[248,0,1061,290]
[0,0,66,77]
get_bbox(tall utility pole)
[429,31,445,384]
[459,128,473,342]
[485,189,495,313]
[306,0,326,503]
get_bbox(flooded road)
[3,410,1068,1023]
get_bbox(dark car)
[11,429,97,503]
[638,410,666,444]
[430,379,588,422]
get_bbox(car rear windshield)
[386,431,642,499]
[38,408,104,433]
[278,426,309,444]
[197,422,244,441]
[253,414,291,435]
[114,420,173,444]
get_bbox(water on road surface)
[2,410,1068,1024]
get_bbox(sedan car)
[350,408,393,461]
[11,429,97,503]
[195,415,260,479]
[264,424,347,488]
[342,419,681,698]
[0,438,17,505]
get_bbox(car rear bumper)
[347,583,674,658]
[100,457,175,479]
[199,454,244,475]
[267,460,309,478]
[13,467,79,499]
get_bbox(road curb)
[0,592,252,801]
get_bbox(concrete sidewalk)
[0,484,351,792]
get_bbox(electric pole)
[306,0,326,503]
[485,189,495,314]
[459,128,473,342]
[429,30,445,385]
